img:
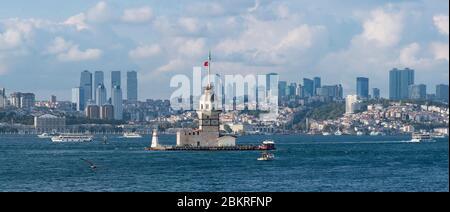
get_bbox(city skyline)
[0,0,448,100]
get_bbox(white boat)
[356,131,364,136]
[51,134,94,143]
[257,152,275,161]
[37,132,59,138]
[410,133,435,143]
[370,131,381,136]
[123,132,143,138]
[334,130,343,136]
[322,132,331,136]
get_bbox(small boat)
[410,133,435,143]
[356,131,364,136]
[334,130,343,136]
[123,132,143,138]
[370,131,381,136]
[51,134,94,143]
[257,152,275,161]
[37,132,59,138]
[259,140,276,150]
[322,132,331,136]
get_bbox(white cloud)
[46,37,102,62]
[361,9,403,47]
[0,29,22,50]
[129,44,161,59]
[433,15,449,35]
[64,13,89,31]
[177,38,206,58]
[58,46,102,62]
[122,6,153,23]
[86,1,111,23]
[178,17,203,34]
[430,42,449,62]
[399,43,422,66]
[248,0,260,13]
[155,59,186,74]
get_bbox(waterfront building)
[85,104,100,119]
[71,87,84,111]
[34,114,65,132]
[357,77,369,99]
[100,104,114,120]
[111,85,123,120]
[127,71,138,102]
[111,71,121,91]
[80,70,93,106]
[96,84,107,106]
[94,71,104,101]
[436,84,449,102]
[313,77,321,96]
[303,78,314,97]
[372,88,380,99]
[389,68,414,100]
[409,84,427,100]
[345,95,361,114]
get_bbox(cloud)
[122,6,153,23]
[86,1,112,23]
[178,17,204,34]
[361,9,403,47]
[0,29,22,50]
[64,13,89,31]
[129,44,161,59]
[57,46,102,62]
[430,42,449,62]
[433,15,449,35]
[47,37,102,62]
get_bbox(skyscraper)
[356,77,369,99]
[436,84,449,102]
[313,77,321,96]
[71,87,84,111]
[389,68,414,100]
[111,85,123,120]
[372,88,380,99]
[345,95,361,114]
[127,71,138,102]
[80,70,93,107]
[94,71,104,101]
[303,78,314,97]
[409,84,426,100]
[111,71,121,91]
[96,84,107,106]
[0,88,6,108]
[278,81,287,99]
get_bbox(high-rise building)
[288,83,297,97]
[296,84,303,97]
[303,78,314,97]
[278,81,287,99]
[111,85,123,120]
[96,84,107,106]
[80,70,93,107]
[345,95,361,114]
[436,84,449,102]
[0,88,6,108]
[71,87,84,111]
[313,77,321,96]
[9,92,35,109]
[94,71,104,101]
[318,85,344,100]
[356,77,369,99]
[409,84,427,100]
[389,68,414,100]
[372,88,380,99]
[50,95,57,103]
[100,104,114,120]
[85,104,100,119]
[127,71,138,102]
[111,71,121,91]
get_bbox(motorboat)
[257,152,275,161]
[37,132,59,138]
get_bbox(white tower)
[151,129,159,148]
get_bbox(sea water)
[0,135,448,192]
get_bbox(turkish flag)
[204,61,209,67]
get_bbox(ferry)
[410,133,435,143]
[259,140,276,150]
[257,152,275,161]
[37,132,59,138]
[123,132,143,138]
[51,134,94,143]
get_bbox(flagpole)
[207,50,211,89]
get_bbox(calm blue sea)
[0,135,448,192]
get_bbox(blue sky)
[0,0,448,100]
